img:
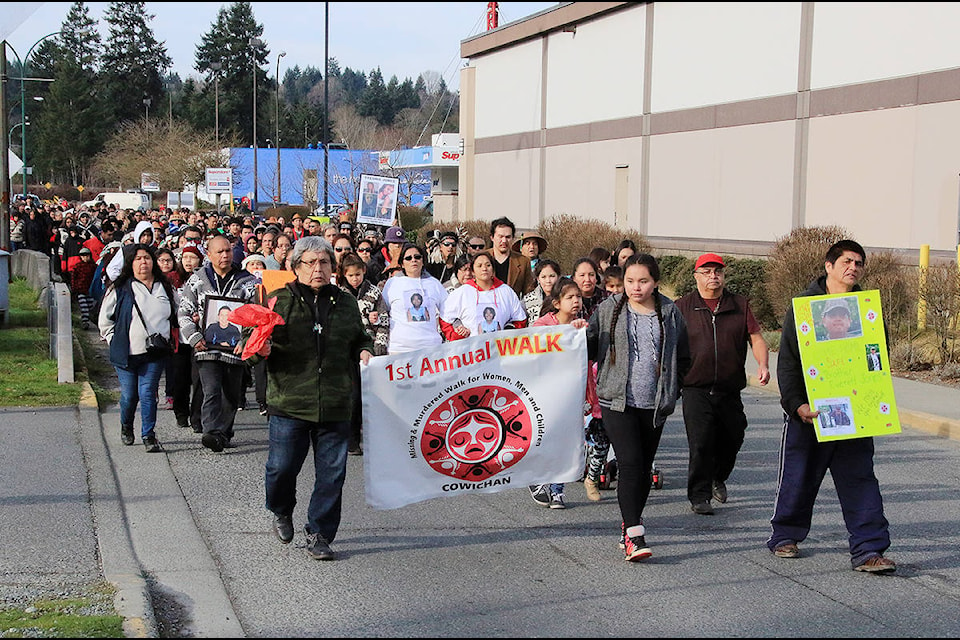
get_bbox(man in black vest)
[676,253,770,515]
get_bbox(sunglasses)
[357,247,372,253]
[335,247,351,252]
[441,241,456,247]
[469,243,485,250]
[403,254,423,261]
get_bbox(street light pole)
[1,43,9,249]
[210,61,221,147]
[323,1,329,216]
[12,31,61,198]
[249,37,261,214]
[276,51,286,204]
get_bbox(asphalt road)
[100,385,960,638]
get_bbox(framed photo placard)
[356,173,400,227]
[202,295,245,353]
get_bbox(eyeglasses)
[403,254,423,261]
[695,268,724,276]
[357,247,372,253]
[298,258,331,270]
[469,243,485,250]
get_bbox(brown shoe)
[773,542,800,558]
[854,555,896,573]
[583,477,601,501]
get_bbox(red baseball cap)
[694,253,725,270]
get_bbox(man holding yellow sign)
[767,240,896,573]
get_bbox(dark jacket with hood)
[778,276,862,418]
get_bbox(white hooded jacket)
[106,221,154,282]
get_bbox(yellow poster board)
[792,289,900,442]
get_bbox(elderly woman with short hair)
[248,235,374,561]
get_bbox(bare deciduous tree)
[90,119,239,195]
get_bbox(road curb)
[77,382,158,639]
[747,374,960,442]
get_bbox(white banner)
[362,325,588,510]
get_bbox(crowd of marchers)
[6,198,896,572]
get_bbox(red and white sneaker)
[624,536,652,561]
[623,524,652,561]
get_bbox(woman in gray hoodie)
[587,253,689,562]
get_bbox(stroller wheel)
[651,464,664,490]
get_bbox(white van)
[82,191,150,211]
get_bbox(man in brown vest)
[676,253,769,515]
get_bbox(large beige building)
[455,2,960,259]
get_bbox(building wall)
[458,1,960,257]
[544,9,647,128]
[648,121,795,243]
[650,2,802,113]
[809,3,960,89]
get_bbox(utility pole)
[323,1,329,216]
[0,43,10,251]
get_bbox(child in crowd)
[338,252,390,455]
[71,247,97,330]
[586,254,689,561]
[528,278,590,509]
[602,265,624,295]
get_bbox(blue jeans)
[115,358,165,438]
[264,415,349,543]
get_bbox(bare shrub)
[939,362,960,379]
[765,226,851,323]
[860,250,918,347]
[921,263,960,365]
[889,340,934,371]
[537,214,651,274]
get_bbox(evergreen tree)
[194,1,268,147]
[358,68,391,125]
[33,3,108,185]
[59,1,101,73]
[100,1,172,125]
[340,67,368,106]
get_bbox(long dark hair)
[612,239,638,267]
[608,253,662,366]
[156,246,187,288]
[111,243,175,303]
[541,277,580,316]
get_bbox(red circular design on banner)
[421,385,532,482]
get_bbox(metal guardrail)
[47,281,74,384]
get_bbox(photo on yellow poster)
[792,290,900,442]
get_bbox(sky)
[3,2,558,90]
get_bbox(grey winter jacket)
[177,262,258,364]
[586,291,690,427]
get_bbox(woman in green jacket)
[250,236,373,561]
